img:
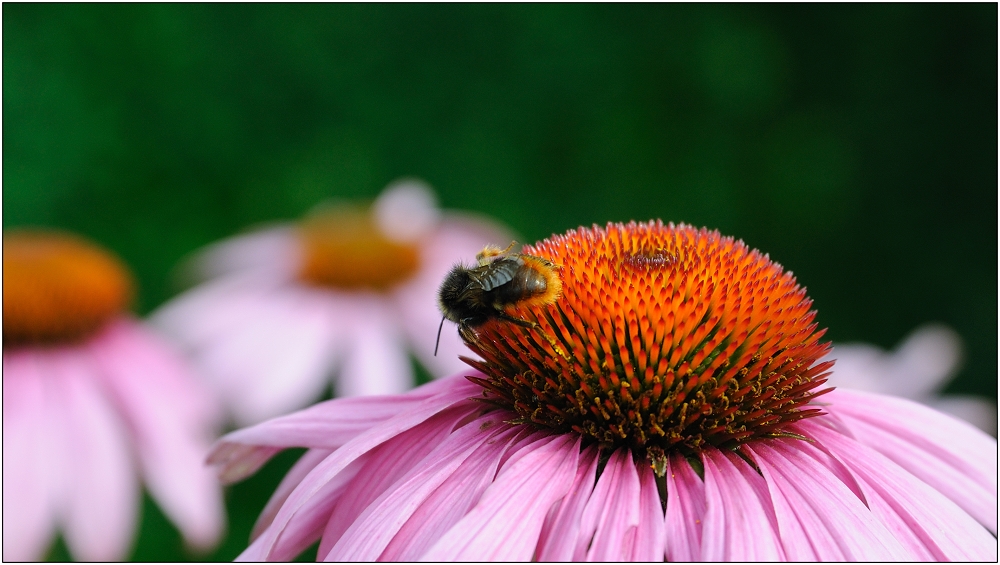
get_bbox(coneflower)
[152,179,513,425]
[3,229,224,561]
[210,221,997,561]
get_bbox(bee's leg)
[495,312,538,328]
[498,311,572,361]
[458,320,480,344]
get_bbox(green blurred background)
[4,3,996,561]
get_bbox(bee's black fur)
[435,252,555,355]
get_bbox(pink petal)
[89,323,225,551]
[2,352,56,561]
[803,420,998,561]
[632,462,667,561]
[578,448,644,561]
[929,395,997,435]
[380,426,532,561]
[211,444,283,486]
[822,344,886,392]
[185,224,302,281]
[886,324,963,396]
[47,349,139,561]
[238,454,367,562]
[209,385,468,485]
[324,413,515,560]
[373,178,441,243]
[664,453,706,562]
[827,388,998,533]
[95,318,220,429]
[534,445,600,561]
[335,295,414,397]
[211,375,479,480]
[258,405,489,562]
[420,433,581,561]
[316,408,476,558]
[700,448,785,561]
[200,287,341,426]
[244,393,481,560]
[150,273,288,351]
[824,324,963,399]
[252,448,333,541]
[745,440,913,560]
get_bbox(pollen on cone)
[461,221,833,459]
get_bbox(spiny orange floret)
[460,221,833,461]
[298,205,420,291]
[3,229,134,345]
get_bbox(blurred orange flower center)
[297,207,420,291]
[3,230,134,345]
[463,221,833,462]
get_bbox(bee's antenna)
[434,315,446,356]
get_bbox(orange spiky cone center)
[297,206,420,291]
[3,230,134,345]
[462,221,833,458]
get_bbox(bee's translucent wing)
[478,258,521,291]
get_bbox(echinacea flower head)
[825,324,997,434]
[152,179,513,425]
[211,221,998,562]
[3,229,225,561]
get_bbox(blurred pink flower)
[151,179,512,426]
[3,230,225,561]
[825,324,997,435]
[210,375,998,561]
[209,222,997,561]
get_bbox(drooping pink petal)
[237,454,367,562]
[323,413,514,560]
[534,445,600,561]
[242,393,482,561]
[826,388,998,533]
[577,448,646,561]
[212,377,482,454]
[379,426,534,561]
[335,294,414,397]
[95,318,220,430]
[745,440,913,560]
[700,448,785,561]
[316,408,478,558]
[2,352,57,561]
[802,420,998,561]
[211,445,283,486]
[210,376,480,482]
[89,323,224,551]
[632,461,667,561]
[419,433,581,561]
[252,448,333,541]
[254,405,488,562]
[664,453,706,562]
[47,349,139,561]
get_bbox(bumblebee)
[435,242,563,355]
